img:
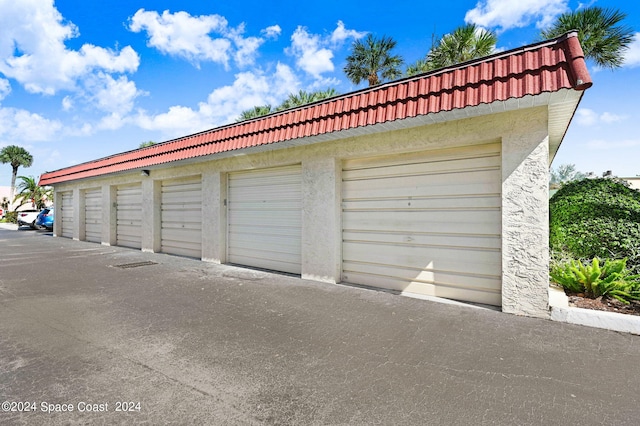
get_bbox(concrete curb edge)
[549,286,640,335]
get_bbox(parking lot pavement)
[1,229,639,425]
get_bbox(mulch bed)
[567,293,640,317]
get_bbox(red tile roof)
[40,32,591,186]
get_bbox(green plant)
[550,178,640,273]
[550,258,640,304]
[4,211,18,224]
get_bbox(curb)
[0,223,18,231]
[549,286,640,335]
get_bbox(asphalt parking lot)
[1,228,639,425]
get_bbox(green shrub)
[550,178,640,273]
[550,258,640,304]
[4,211,18,224]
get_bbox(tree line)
[237,6,633,121]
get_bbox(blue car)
[36,207,54,230]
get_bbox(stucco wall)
[50,106,551,317]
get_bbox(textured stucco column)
[202,171,225,263]
[102,185,116,246]
[53,190,62,237]
[301,157,341,283]
[141,178,161,253]
[78,189,87,241]
[502,126,550,318]
[72,188,81,241]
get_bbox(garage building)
[39,33,592,318]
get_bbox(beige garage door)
[161,176,202,258]
[228,165,302,274]
[84,188,102,243]
[342,143,502,306]
[60,191,74,238]
[116,184,142,249]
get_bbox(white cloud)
[465,0,569,31]
[600,112,626,124]
[262,25,282,39]
[0,107,63,142]
[287,22,364,80]
[575,108,626,126]
[129,9,270,69]
[0,78,10,101]
[0,0,139,95]
[330,21,366,45]
[623,33,640,68]
[62,96,73,111]
[84,73,145,115]
[228,24,265,67]
[575,108,598,126]
[135,63,299,137]
[289,27,335,78]
[129,9,230,67]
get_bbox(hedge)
[549,178,640,273]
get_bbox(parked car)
[36,207,54,230]
[17,209,41,229]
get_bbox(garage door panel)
[116,210,142,221]
[116,224,141,236]
[116,194,141,203]
[343,195,501,211]
[161,228,202,241]
[228,165,302,275]
[60,192,74,238]
[342,270,501,305]
[343,173,501,200]
[342,156,500,181]
[343,242,501,276]
[228,214,301,228]
[343,261,500,292]
[342,143,502,305]
[160,209,201,223]
[229,234,301,255]
[229,226,301,238]
[342,230,501,250]
[343,182,500,201]
[230,249,301,267]
[344,143,501,170]
[343,211,501,235]
[116,185,142,249]
[84,188,102,243]
[162,182,202,192]
[161,176,202,259]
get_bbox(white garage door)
[84,188,102,243]
[342,143,502,306]
[228,165,302,274]
[60,191,74,238]
[116,184,142,249]
[161,176,202,258]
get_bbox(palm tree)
[540,7,634,69]
[13,175,51,209]
[426,24,497,70]
[236,105,273,122]
[405,59,431,77]
[276,88,338,110]
[0,145,33,205]
[344,34,404,87]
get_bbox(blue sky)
[1,0,639,187]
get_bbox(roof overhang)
[40,32,591,186]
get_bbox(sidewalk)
[0,222,18,231]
